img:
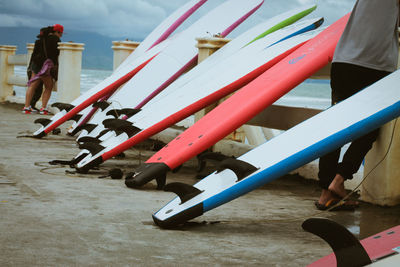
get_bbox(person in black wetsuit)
[315,0,399,211]
[27,27,48,112]
[23,24,63,115]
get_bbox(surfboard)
[67,0,210,133]
[115,0,208,72]
[68,0,264,139]
[123,13,350,191]
[151,64,400,228]
[74,17,323,171]
[31,0,207,138]
[74,5,318,143]
[303,218,400,266]
[72,4,317,142]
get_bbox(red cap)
[53,24,64,33]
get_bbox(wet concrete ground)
[1,102,400,266]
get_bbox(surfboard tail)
[75,156,103,174]
[152,203,204,229]
[125,162,171,190]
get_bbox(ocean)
[13,66,331,110]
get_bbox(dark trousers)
[318,62,391,189]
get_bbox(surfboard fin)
[34,118,52,127]
[196,151,234,172]
[106,108,141,118]
[78,142,105,155]
[77,136,101,144]
[71,114,82,122]
[120,108,141,118]
[105,109,120,118]
[75,156,104,173]
[164,182,203,204]
[92,101,110,111]
[71,123,97,135]
[125,163,170,190]
[102,118,131,130]
[115,125,141,138]
[102,119,139,137]
[49,152,89,168]
[215,158,258,181]
[95,129,111,139]
[302,218,372,266]
[51,102,75,112]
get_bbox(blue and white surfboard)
[153,69,400,228]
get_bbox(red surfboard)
[126,13,350,189]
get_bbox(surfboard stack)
[26,0,400,235]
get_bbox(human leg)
[328,65,389,191]
[318,64,389,198]
[327,129,379,198]
[318,149,341,189]
[40,75,54,109]
[30,82,43,110]
[316,63,348,204]
[28,63,43,110]
[318,149,340,204]
[24,74,41,108]
[336,128,380,181]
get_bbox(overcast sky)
[0,0,357,40]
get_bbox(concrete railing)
[0,45,18,101]
[0,41,142,104]
[112,40,140,70]
[0,42,84,105]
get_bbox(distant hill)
[0,27,137,70]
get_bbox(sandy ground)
[1,102,400,266]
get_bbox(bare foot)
[328,174,347,198]
[316,188,359,210]
[328,174,359,205]
[318,189,335,205]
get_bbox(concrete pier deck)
[1,102,400,266]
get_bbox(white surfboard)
[32,0,208,138]
[74,18,324,171]
[71,0,264,138]
[152,69,400,228]
[76,5,317,141]
[115,0,208,72]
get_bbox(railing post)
[360,47,400,206]
[57,42,84,103]
[362,120,400,206]
[26,43,34,66]
[196,37,231,64]
[0,45,17,102]
[112,41,140,70]
[195,37,266,145]
[194,37,231,124]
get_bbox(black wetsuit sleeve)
[45,35,60,65]
[30,39,46,67]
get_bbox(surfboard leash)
[339,117,399,203]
